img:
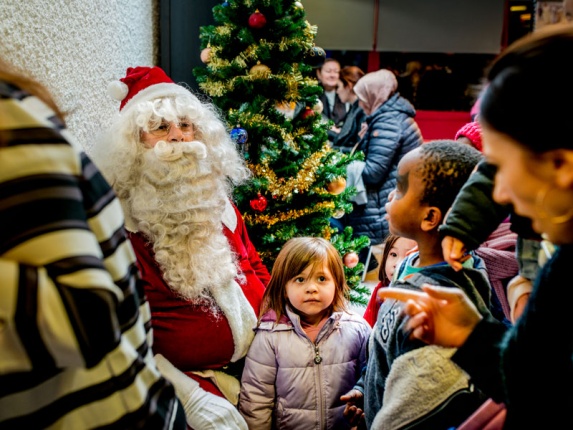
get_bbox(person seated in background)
[317,58,348,129]
[0,59,186,429]
[328,65,365,152]
[91,66,270,430]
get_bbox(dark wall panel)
[160,0,218,91]
[305,0,505,54]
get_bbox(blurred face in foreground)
[482,124,573,244]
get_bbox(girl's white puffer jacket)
[239,306,371,429]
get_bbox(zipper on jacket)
[314,345,322,364]
[314,344,326,429]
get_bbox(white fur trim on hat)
[108,80,129,101]
[120,82,194,115]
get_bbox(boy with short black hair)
[343,140,493,429]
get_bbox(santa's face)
[129,135,235,303]
[141,118,197,148]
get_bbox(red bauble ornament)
[249,10,267,29]
[300,107,315,120]
[343,252,359,268]
[250,194,268,212]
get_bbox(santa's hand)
[154,354,248,430]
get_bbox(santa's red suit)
[128,200,269,399]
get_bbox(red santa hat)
[107,66,193,113]
[454,121,483,152]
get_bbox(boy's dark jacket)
[360,259,492,430]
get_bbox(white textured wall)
[0,0,158,152]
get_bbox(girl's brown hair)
[259,237,349,324]
[378,234,402,285]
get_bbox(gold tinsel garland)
[231,112,294,147]
[243,201,335,226]
[248,145,329,200]
[200,69,301,99]
[215,25,232,37]
[199,81,227,98]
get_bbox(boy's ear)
[420,207,443,232]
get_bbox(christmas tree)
[194,0,370,305]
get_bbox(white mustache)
[153,140,208,161]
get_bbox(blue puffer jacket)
[239,306,371,430]
[347,92,423,245]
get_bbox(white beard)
[129,140,239,303]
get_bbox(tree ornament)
[312,99,324,115]
[276,101,297,120]
[306,46,326,68]
[327,177,347,195]
[299,106,315,120]
[249,62,271,77]
[230,125,248,144]
[249,10,267,29]
[200,46,212,64]
[294,1,304,9]
[222,1,229,7]
[343,252,359,268]
[250,194,268,212]
[332,208,345,219]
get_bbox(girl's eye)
[294,276,305,283]
[318,276,326,282]
[389,252,398,258]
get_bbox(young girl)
[238,237,371,430]
[363,234,417,327]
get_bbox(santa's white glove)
[154,354,247,430]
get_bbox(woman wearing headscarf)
[345,69,423,269]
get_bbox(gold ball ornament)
[200,47,212,64]
[327,177,347,195]
[249,62,271,77]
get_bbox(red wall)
[416,110,472,142]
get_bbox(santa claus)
[91,66,270,429]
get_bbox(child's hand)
[441,235,470,271]
[340,389,364,426]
